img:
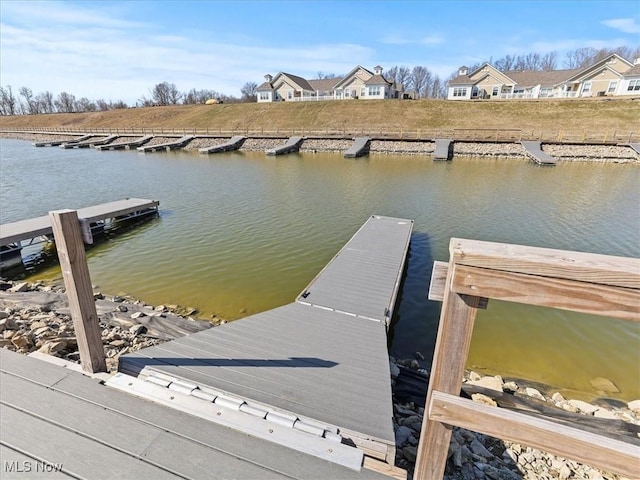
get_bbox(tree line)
[1,46,637,115]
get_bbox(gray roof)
[623,63,640,77]
[365,74,393,86]
[503,68,581,87]
[256,81,273,92]
[308,77,342,91]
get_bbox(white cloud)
[380,34,445,46]
[602,18,640,34]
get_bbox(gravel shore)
[2,133,638,162]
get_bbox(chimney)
[264,74,273,83]
[458,66,468,76]
[374,65,383,75]
[634,57,640,66]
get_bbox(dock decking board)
[433,139,453,160]
[0,350,389,480]
[0,198,159,246]
[344,137,371,158]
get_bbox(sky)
[1,0,639,105]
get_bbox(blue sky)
[1,0,638,104]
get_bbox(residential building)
[447,54,639,100]
[256,66,400,102]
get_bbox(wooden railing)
[415,239,640,479]
[1,127,639,144]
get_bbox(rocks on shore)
[389,356,639,480]
[3,133,638,162]
[0,279,213,372]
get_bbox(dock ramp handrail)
[414,239,640,479]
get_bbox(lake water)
[1,138,638,401]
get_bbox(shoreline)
[1,132,638,163]
[1,279,638,479]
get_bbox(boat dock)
[433,139,453,160]
[266,136,304,156]
[116,215,413,472]
[60,135,119,149]
[96,135,154,151]
[521,141,557,165]
[199,135,246,154]
[34,134,92,148]
[344,137,371,158]
[1,215,412,478]
[0,198,159,247]
[137,136,194,153]
[627,143,640,155]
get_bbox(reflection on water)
[1,139,638,401]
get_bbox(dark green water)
[1,138,638,401]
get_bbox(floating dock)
[199,135,246,154]
[627,143,640,155]
[0,198,159,247]
[433,139,453,160]
[34,134,93,147]
[137,136,194,153]
[96,135,154,151]
[117,215,413,470]
[344,137,371,158]
[521,141,557,165]
[60,135,119,149]
[266,136,304,156]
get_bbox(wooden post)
[414,260,483,479]
[49,210,106,373]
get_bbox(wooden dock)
[433,139,453,160]
[266,136,304,156]
[118,215,413,469]
[199,135,246,154]
[96,135,154,151]
[344,137,371,158]
[0,349,389,479]
[0,198,159,247]
[521,141,557,165]
[137,136,194,153]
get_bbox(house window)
[453,87,467,97]
[607,81,618,94]
[369,86,381,96]
[259,92,270,100]
[582,82,592,94]
[361,87,366,97]
[287,90,293,100]
[345,89,350,98]
[492,86,499,96]
[627,80,640,91]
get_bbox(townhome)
[256,66,399,102]
[447,54,639,100]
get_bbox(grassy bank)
[0,98,638,136]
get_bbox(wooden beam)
[427,261,448,302]
[450,238,640,289]
[430,391,640,479]
[49,210,106,373]
[451,264,639,322]
[414,257,483,479]
[363,457,407,480]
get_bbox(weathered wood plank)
[49,210,106,372]
[430,391,640,479]
[452,264,639,321]
[414,258,483,480]
[427,261,448,301]
[450,238,640,289]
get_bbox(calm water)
[1,138,639,401]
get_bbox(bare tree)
[564,47,598,68]
[384,66,399,84]
[36,91,55,113]
[0,85,18,115]
[76,97,96,112]
[148,82,182,106]
[315,72,340,79]
[183,88,222,104]
[240,82,257,102]
[19,87,39,114]
[540,52,558,71]
[411,66,432,98]
[54,91,76,113]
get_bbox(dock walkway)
[344,137,371,158]
[96,135,153,151]
[137,136,194,153]
[627,143,640,155]
[119,215,413,468]
[266,136,304,156]
[199,135,246,154]
[521,141,557,165]
[60,135,118,149]
[433,139,453,160]
[0,198,159,247]
[0,349,388,479]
